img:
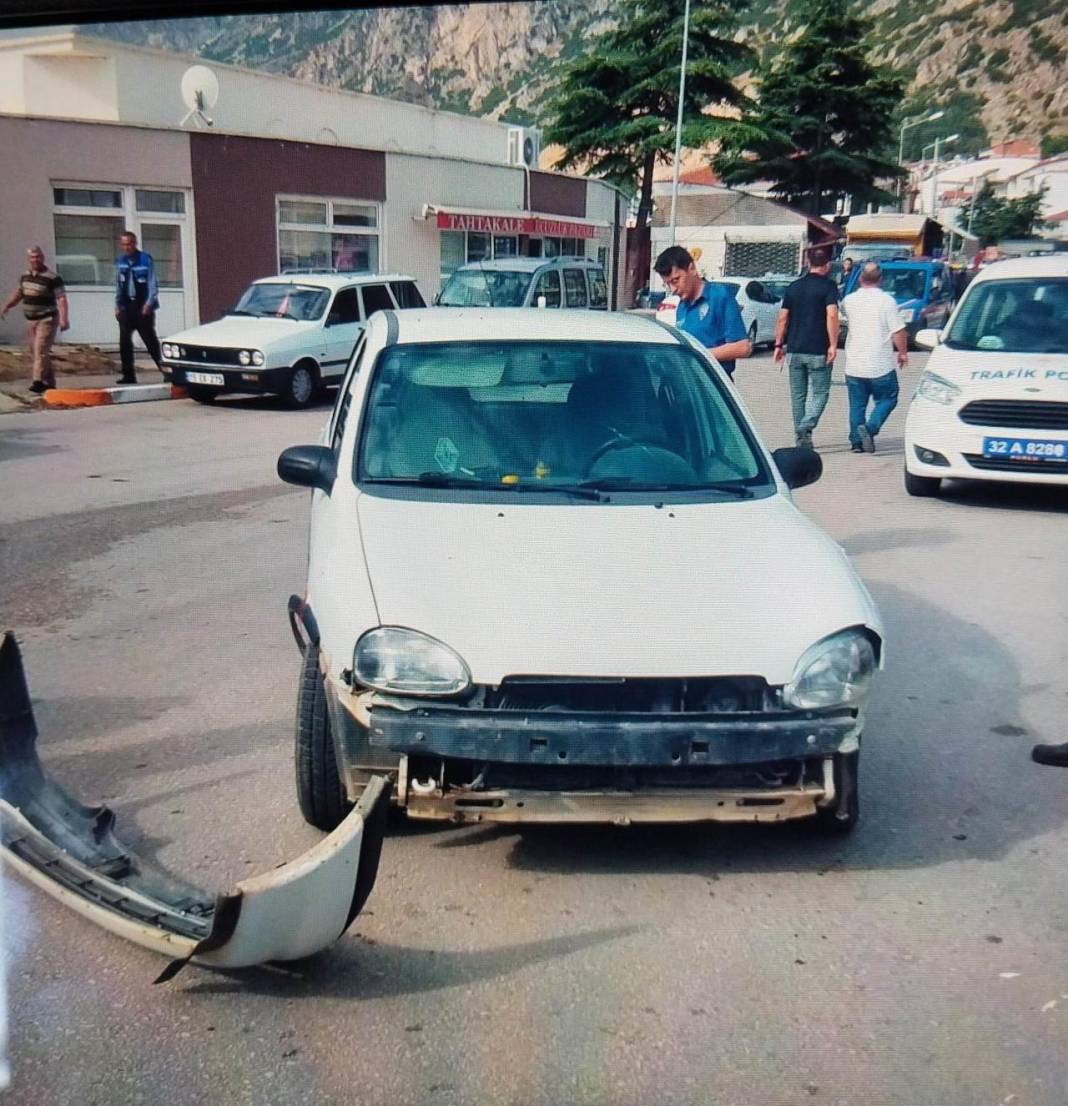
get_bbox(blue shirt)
[115,250,159,311]
[674,280,748,376]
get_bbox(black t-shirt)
[782,273,839,355]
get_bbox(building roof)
[984,139,1040,158]
[679,166,722,187]
[652,190,808,229]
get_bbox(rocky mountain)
[89,1,1066,146]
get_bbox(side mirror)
[914,328,941,350]
[772,446,822,490]
[277,445,337,495]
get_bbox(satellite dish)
[179,65,219,128]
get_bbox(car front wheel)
[295,642,350,831]
[904,468,942,497]
[285,361,319,409]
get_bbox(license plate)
[185,371,225,386]
[982,436,1067,462]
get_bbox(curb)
[42,383,188,409]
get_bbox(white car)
[163,272,425,407]
[278,309,884,833]
[655,277,782,347]
[904,256,1068,497]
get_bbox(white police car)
[163,272,424,407]
[278,308,884,834]
[904,256,1068,496]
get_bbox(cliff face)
[91,0,1067,142]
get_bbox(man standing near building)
[841,261,907,453]
[654,246,751,379]
[0,245,70,394]
[773,247,840,449]
[114,230,162,385]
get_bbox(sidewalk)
[0,349,175,411]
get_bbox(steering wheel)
[584,433,687,476]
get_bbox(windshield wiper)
[365,474,606,499]
[504,483,605,501]
[578,477,754,498]
[227,309,256,316]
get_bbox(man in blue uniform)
[653,246,751,378]
[114,230,163,385]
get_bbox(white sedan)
[278,307,884,833]
[656,277,783,347]
[904,256,1068,496]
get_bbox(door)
[323,287,362,382]
[138,220,193,336]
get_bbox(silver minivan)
[436,256,609,310]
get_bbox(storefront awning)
[420,204,610,239]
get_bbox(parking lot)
[2,347,1067,1106]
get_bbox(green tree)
[713,0,905,215]
[969,182,1050,242]
[541,0,753,228]
[1041,132,1068,158]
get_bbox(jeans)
[846,371,899,444]
[27,315,57,387]
[117,305,162,379]
[788,353,832,434]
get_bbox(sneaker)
[1032,742,1068,768]
[850,443,863,454]
[796,429,814,450]
[857,426,875,453]
[29,380,46,394]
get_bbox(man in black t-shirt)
[773,248,840,449]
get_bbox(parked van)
[437,256,609,310]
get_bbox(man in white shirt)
[841,262,908,453]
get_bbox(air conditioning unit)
[507,126,541,169]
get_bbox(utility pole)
[668,0,691,245]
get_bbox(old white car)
[279,308,884,834]
[904,255,1068,496]
[163,272,424,407]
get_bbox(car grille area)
[173,345,244,367]
[958,400,1068,430]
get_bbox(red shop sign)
[435,212,601,239]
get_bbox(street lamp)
[668,0,692,245]
[898,110,944,210]
[923,134,959,218]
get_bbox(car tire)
[187,386,217,405]
[285,361,320,409]
[295,642,351,832]
[904,468,942,497]
[812,750,859,835]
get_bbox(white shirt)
[842,286,904,379]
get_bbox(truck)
[843,214,944,263]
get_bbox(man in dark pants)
[114,231,162,385]
[774,247,840,449]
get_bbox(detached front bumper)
[348,696,859,825]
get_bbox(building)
[648,182,839,284]
[0,30,625,345]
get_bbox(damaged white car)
[280,308,884,833]
[0,633,388,976]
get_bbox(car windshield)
[437,269,534,307]
[231,282,329,320]
[880,269,929,301]
[944,277,1068,354]
[358,340,771,497]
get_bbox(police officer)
[114,230,162,385]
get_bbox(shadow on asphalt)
[181,923,641,999]
[936,481,1068,514]
[0,426,68,462]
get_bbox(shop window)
[440,230,466,282]
[493,236,518,258]
[277,195,381,274]
[543,238,560,258]
[467,232,491,262]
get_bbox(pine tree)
[541,0,754,228]
[713,0,904,215]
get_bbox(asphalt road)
[2,350,1067,1106]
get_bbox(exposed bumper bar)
[0,631,388,976]
[369,702,857,767]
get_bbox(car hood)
[926,345,1068,395]
[163,316,314,349]
[356,493,882,685]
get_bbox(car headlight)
[251,350,265,366]
[178,346,187,358]
[238,350,251,366]
[353,627,472,697]
[162,343,174,358]
[916,371,961,406]
[783,630,877,710]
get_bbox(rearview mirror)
[277,445,337,495]
[914,329,941,350]
[772,446,822,490]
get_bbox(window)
[277,195,381,274]
[54,213,124,285]
[53,187,121,208]
[390,281,426,309]
[563,269,588,307]
[533,270,561,307]
[140,224,183,289]
[589,270,608,308]
[136,190,185,214]
[328,288,361,325]
[330,334,368,453]
[440,230,466,283]
[360,284,394,317]
[493,236,518,258]
[467,232,491,262]
[233,282,329,321]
